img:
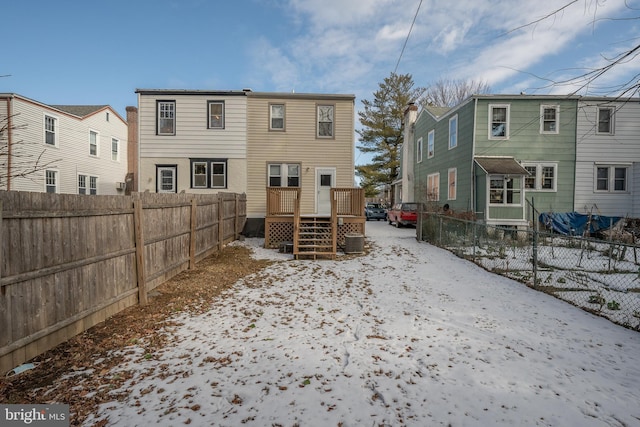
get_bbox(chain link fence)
[418,212,640,331]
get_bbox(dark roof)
[49,105,108,117]
[475,156,530,175]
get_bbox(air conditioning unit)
[116,182,126,190]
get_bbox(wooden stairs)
[293,216,336,260]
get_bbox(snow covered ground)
[85,221,640,426]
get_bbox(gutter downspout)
[5,97,12,190]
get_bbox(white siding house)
[574,98,640,217]
[0,93,128,195]
[136,89,248,194]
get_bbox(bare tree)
[0,113,60,188]
[422,78,491,107]
[513,1,640,98]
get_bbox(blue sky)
[2,0,638,165]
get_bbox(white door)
[316,168,335,215]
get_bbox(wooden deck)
[265,187,366,259]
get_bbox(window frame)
[427,172,440,201]
[78,174,87,194]
[45,169,58,193]
[427,130,435,159]
[156,165,177,193]
[448,168,457,200]
[449,115,458,149]
[596,107,615,135]
[268,163,301,187]
[269,103,286,131]
[190,158,228,189]
[157,100,176,135]
[111,137,119,161]
[488,104,510,140]
[522,162,557,192]
[316,104,335,139]
[89,129,99,156]
[594,164,628,193]
[207,100,225,129]
[540,105,559,134]
[44,114,58,147]
[89,176,98,195]
[489,175,523,206]
[416,137,423,163]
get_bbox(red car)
[387,203,418,228]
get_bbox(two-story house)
[136,89,363,257]
[408,95,579,228]
[574,97,640,218]
[0,93,128,194]
[135,89,249,195]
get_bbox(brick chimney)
[126,106,138,193]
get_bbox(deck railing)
[331,187,365,216]
[267,187,301,216]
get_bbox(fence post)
[532,197,538,288]
[473,220,477,262]
[133,197,147,305]
[234,194,239,239]
[189,198,197,270]
[218,194,224,251]
[0,200,3,281]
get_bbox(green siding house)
[409,95,579,228]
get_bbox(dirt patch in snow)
[0,244,273,426]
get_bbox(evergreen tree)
[356,72,425,203]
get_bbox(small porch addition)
[265,187,366,259]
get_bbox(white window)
[208,101,224,129]
[449,115,458,149]
[522,163,557,191]
[427,172,440,201]
[317,105,334,138]
[89,130,99,156]
[190,159,227,189]
[489,104,509,139]
[270,104,285,130]
[111,138,119,161]
[427,130,435,159]
[89,176,98,195]
[192,161,208,188]
[44,115,57,146]
[448,168,457,200]
[489,176,522,205]
[595,165,628,192]
[416,137,423,163]
[157,166,177,193]
[597,107,615,134]
[45,170,58,193]
[211,162,226,188]
[157,101,175,135]
[540,105,559,134]
[78,174,87,194]
[268,163,300,187]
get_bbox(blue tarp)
[539,212,622,236]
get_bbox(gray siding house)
[574,97,640,218]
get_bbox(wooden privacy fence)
[0,190,246,375]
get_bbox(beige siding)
[137,92,248,194]
[246,93,355,217]
[139,157,247,194]
[1,95,128,195]
[138,93,247,159]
